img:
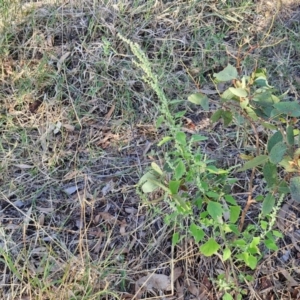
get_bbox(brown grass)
[0,0,300,299]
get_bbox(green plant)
[210,64,300,208]
[118,34,296,296]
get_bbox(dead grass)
[1,0,300,299]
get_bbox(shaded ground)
[0,0,300,299]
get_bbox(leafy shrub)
[118,33,299,297]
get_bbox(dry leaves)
[135,267,182,299]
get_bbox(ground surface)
[0,0,300,299]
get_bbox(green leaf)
[249,237,261,255]
[272,230,283,238]
[278,181,290,194]
[221,88,235,100]
[267,131,283,153]
[269,141,287,164]
[222,110,233,126]
[262,122,277,130]
[139,171,160,193]
[237,155,268,172]
[189,223,205,243]
[211,109,223,123]
[213,64,238,82]
[229,206,241,224]
[287,125,295,146]
[174,110,186,119]
[223,248,231,261]
[223,293,233,300]
[188,93,209,110]
[224,195,238,205]
[191,134,208,142]
[236,252,257,270]
[239,97,249,110]
[175,131,186,146]
[263,162,277,187]
[206,191,220,199]
[207,201,223,222]
[172,232,180,246]
[156,115,164,128]
[175,160,186,180]
[244,107,258,121]
[255,77,268,87]
[151,162,163,175]
[264,239,278,251]
[229,87,248,97]
[246,254,258,270]
[273,101,300,117]
[279,156,297,172]
[158,136,172,146]
[200,238,220,256]
[169,180,181,194]
[290,176,300,202]
[262,193,275,215]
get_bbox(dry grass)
[0,0,300,299]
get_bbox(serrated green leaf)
[207,201,223,222]
[290,176,300,202]
[287,125,294,146]
[139,171,160,193]
[200,238,220,256]
[269,141,287,164]
[188,93,209,110]
[229,206,241,224]
[175,131,186,146]
[263,162,277,187]
[223,248,231,261]
[211,109,223,122]
[267,131,283,152]
[189,223,205,243]
[229,87,248,97]
[169,180,180,194]
[213,64,238,82]
[262,193,275,215]
[273,101,300,117]
[175,160,186,180]
[237,155,268,172]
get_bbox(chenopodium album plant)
[118,33,291,272]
